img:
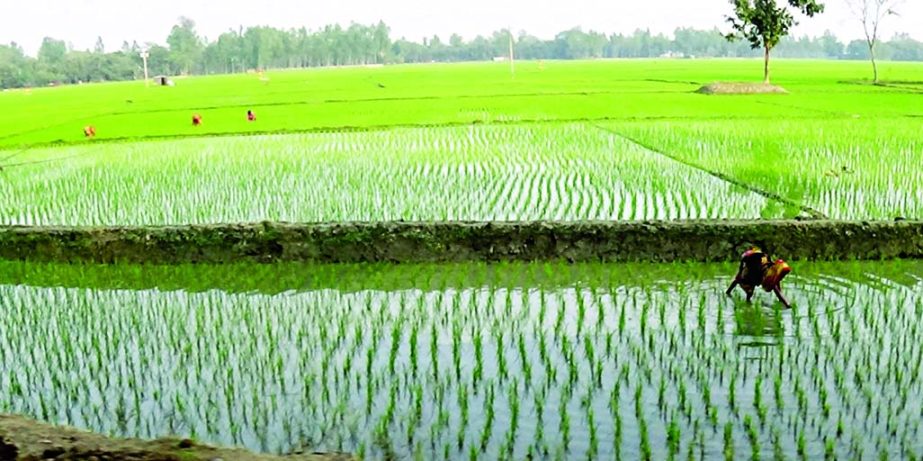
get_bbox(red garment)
[762,260,791,292]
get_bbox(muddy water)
[0,261,920,459]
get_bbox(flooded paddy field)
[1,260,921,460]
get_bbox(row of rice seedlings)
[0,261,921,459]
[610,118,923,220]
[2,124,775,226]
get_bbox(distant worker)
[726,246,792,308]
[247,110,256,122]
[83,125,96,138]
[192,113,202,126]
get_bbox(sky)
[2,0,921,56]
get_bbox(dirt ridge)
[1,220,921,264]
[696,82,788,94]
[0,414,350,461]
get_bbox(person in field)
[192,114,202,126]
[726,246,792,308]
[83,125,96,138]
[247,110,256,121]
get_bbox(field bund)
[2,220,922,264]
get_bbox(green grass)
[1,260,920,459]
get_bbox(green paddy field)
[2,59,922,224]
[2,59,922,459]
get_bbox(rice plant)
[0,260,920,459]
[1,124,778,226]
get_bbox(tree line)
[1,17,921,89]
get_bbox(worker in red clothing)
[83,125,96,138]
[192,114,202,126]
[726,247,792,308]
[247,110,256,122]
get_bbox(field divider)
[591,123,829,219]
[2,220,921,264]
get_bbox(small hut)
[152,75,175,86]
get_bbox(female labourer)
[726,247,792,308]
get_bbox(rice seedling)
[0,260,920,459]
[609,118,923,220]
[724,422,735,461]
[1,124,782,226]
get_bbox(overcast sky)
[2,0,921,55]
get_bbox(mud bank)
[1,220,921,264]
[0,414,350,461]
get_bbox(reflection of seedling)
[797,429,807,459]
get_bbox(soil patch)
[0,414,351,461]
[696,82,788,95]
[1,220,922,264]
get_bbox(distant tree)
[206,31,244,73]
[372,21,392,63]
[37,37,67,65]
[0,43,33,88]
[166,17,203,74]
[145,44,172,75]
[817,30,844,58]
[516,33,548,60]
[724,0,825,83]
[6,21,923,89]
[887,33,923,61]
[845,39,871,59]
[845,0,903,83]
[36,37,68,82]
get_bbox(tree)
[724,0,825,83]
[36,37,68,82]
[887,33,923,61]
[166,17,203,74]
[145,44,172,75]
[845,0,902,83]
[37,37,67,65]
[818,30,844,58]
[0,43,33,88]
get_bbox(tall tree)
[817,30,844,57]
[37,37,67,65]
[36,37,68,82]
[0,43,32,88]
[166,17,203,74]
[845,0,902,83]
[724,0,825,83]
[372,22,391,63]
